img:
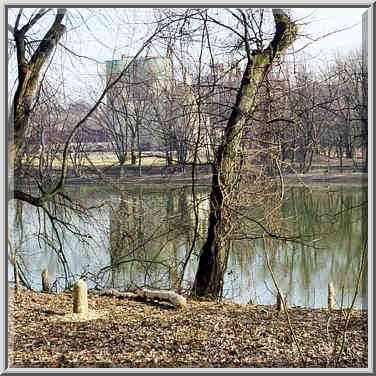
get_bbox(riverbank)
[9,289,367,368]
[15,157,368,189]
[59,167,368,189]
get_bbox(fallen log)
[94,288,187,308]
[136,288,187,308]
[99,289,137,299]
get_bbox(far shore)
[15,161,368,189]
[62,167,369,188]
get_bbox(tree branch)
[19,8,51,35]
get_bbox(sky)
[291,8,365,60]
[6,6,368,103]
[74,8,366,62]
[75,8,366,58]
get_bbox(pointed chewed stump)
[41,268,50,293]
[328,282,335,311]
[276,288,288,312]
[73,279,88,319]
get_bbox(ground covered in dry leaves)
[8,289,367,369]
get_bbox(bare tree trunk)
[191,9,299,298]
[9,9,67,177]
[131,135,137,165]
[119,160,126,178]
[137,125,142,176]
[363,147,368,172]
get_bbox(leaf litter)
[8,288,367,368]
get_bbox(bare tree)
[7,7,184,289]
[330,52,367,171]
[9,8,67,182]
[189,8,299,298]
[149,69,201,171]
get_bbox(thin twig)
[333,239,367,367]
[263,236,307,367]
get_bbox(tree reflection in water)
[8,184,367,308]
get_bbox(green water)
[8,183,367,308]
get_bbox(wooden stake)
[41,268,49,292]
[73,280,88,318]
[328,282,335,311]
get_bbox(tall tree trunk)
[191,9,299,299]
[119,160,126,178]
[137,125,142,176]
[363,146,368,172]
[9,9,67,180]
[130,134,137,165]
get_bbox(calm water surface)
[8,183,367,309]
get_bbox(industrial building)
[104,56,175,151]
[105,56,173,103]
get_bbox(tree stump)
[41,268,49,292]
[328,282,335,311]
[73,280,88,318]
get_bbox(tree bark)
[9,9,67,179]
[191,9,299,298]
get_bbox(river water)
[8,182,367,309]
